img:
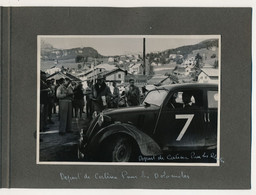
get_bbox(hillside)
[147,39,219,64]
[164,39,218,56]
[41,45,103,61]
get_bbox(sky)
[40,35,219,56]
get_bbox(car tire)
[101,136,133,162]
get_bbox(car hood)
[103,104,160,116]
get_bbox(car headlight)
[92,111,98,119]
[97,113,112,127]
[97,113,104,127]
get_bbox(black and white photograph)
[0,2,253,191]
[37,35,221,165]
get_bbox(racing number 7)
[175,114,194,141]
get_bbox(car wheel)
[102,136,132,162]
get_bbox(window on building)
[118,74,121,79]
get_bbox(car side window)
[168,90,203,109]
[207,91,218,108]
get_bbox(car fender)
[93,123,162,156]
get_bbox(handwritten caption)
[59,152,224,183]
[138,152,224,163]
[60,171,190,183]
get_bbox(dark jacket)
[126,85,140,106]
[92,82,112,111]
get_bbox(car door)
[154,88,206,151]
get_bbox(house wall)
[198,72,210,83]
[131,65,143,74]
[106,71,125,82]
[198,72,219,83]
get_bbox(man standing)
[92,75,112,113]
[125,79,141,106]
[112,81,120,108]
[56,78,73,135]
[68,80,76,117]
[73,83,85,118]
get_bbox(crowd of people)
[40,71,142,135]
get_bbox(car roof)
[155,83,218,91]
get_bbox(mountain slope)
[163,39,218,57]
[41,46,103,60]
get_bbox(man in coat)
[92,75,112,113]
[56,78,73,135]
[125,78,141,106]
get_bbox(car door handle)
[208,113,211,122]
[204,113,207,122]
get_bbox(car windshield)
[143,89,168,106]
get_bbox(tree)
[75,55,84,63]
[195,53,202,68]
[77,64,82,69]
[160,56,166,64]
[176,58,183,64]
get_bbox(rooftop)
[201,68,219,77]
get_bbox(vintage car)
[78,83,218,162]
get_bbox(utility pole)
[143,38,146,75]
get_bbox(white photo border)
[37,35,221,166]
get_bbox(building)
[173,66,192,77]
[101,68,126,83]
[125,74,149,87]
[198,68,219,83]
[80,68,127,89]
[183,57,195,67]
[94,63,117,71]
[77,63,118,81]
[151,62,157,66]
[203,64,214,68]
[108,57,114,63]
[169,54,177,59]
[45,66,61,75]
[46,71,81,82]
[129,63,143,75]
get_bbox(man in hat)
[56,78,73,135]
[67,80,76,117]
[125,78,141,106]
[92,75,112,113]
